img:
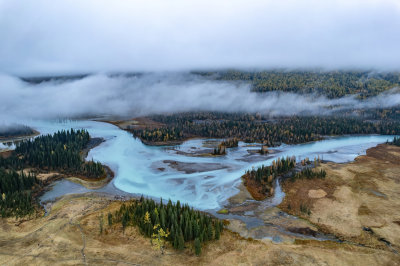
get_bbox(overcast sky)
[1,0,400,75]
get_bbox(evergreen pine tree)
[194,238,201,256]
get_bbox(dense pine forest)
[0,168,40,217]
[131,113,400,146]
[112,197,224,256]
[356,108,400,120]
[0,129,105,178]
[0,129,106,217]
[243,157,296,200]
[194,70,400,99]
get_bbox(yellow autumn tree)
[144,211,151,224]
[152,224,170,255]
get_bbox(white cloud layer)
[0,0,400,75]
[1,73,400,126]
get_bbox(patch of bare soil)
[308,189,327,198]
[36,172,59,182]
[279,144,400,253]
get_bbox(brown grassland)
[1,144,400,265]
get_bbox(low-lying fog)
[1,72,400,127]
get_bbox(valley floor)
[1,145,400,265]
[1,192,399,266]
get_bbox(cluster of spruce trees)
[134,127,183,143]
[132,113,400,146]
[221,138,239,148]
[290,167,326,182]
[0,129,105,178]
[114,197,223,255]
[0,168,40,217]
[15,129,89,169]
[212,144,226,155]
[391,136,400,147]
[243,157,297,199]
[246,157,296,183]
[211,138,238,155]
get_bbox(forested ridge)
[111,197,224,255]
[131,113,400,146]
[194,70,400,99]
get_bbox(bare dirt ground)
[279,144,400,253]
[1,192,399,266]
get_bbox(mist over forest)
[1,71,400,127]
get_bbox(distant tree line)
[130,113,400,146]
[111,197,223,256]
[353,108,400,121]
[194,70,400,99]
[0,124,35,138]
[0,168,40,217]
